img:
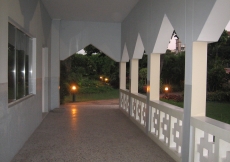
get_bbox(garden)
[60,30,230,124]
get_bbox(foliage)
[206,91,230,102]
[84,44,101,56]
[139,68,147,85]
[71,54,97,77]
[160,30,230,93]
[60,61,70,104]
[139,54,147,69]
[60,48,120,104]
[76,79,113,94]
[89,54,119,88]
[161,52,185,89]
[207,30,230,92]
[207,60,229,91]
[208,30,230,60]
[161,94,184,102]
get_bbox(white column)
[42,47,49,112]
[149,53,161,101]
[146,53,161,132]
[182,42,207,162]
[50,20,60,110]
[129,59,139,117]
[119,62,126,90]
[130,59,139,93]
[191,42,207,116]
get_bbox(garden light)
[72,85,77,91]
[146,86,150,93]
[71,85,77,102]
[165,86,169,92]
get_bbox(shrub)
[76,79,114,94]
[207,91,230,102]
[161,94,184,102]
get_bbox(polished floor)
[12,100,175,162]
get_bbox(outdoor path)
[12,99,175,162]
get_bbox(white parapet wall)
[120,89,230,162]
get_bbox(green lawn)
[160,98,230,124]
[64,89,119,103]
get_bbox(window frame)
[8,22,36,106]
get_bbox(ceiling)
[41,0,140,23]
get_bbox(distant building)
[176,39,185,53]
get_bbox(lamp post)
[72,85,77,102]
[165,86,169,96]
[105,78,108,82]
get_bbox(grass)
[160,98,184,107]
[64,87,230,124]
[64,89,119,103]
[160,98,230,124]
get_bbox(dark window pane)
[8,24,16,102]
[8,23,32,102]
[16,30,27,99]
[16,49,25,99]
[25,50,29,95]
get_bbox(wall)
[0,0,51,161]
[121,0,229,59]
[59,21,121,62]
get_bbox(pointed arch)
[121,43,129,62]
[133,33,145,59]
[197,0,230,42]
[152,14,174,53]
[59,21,121,62]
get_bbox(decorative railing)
[191,116,230,162]
[130,93,147,128]
[119,89,230,162]
[149,100,183,161]
[120,89,129,115]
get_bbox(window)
[8,23,34,103]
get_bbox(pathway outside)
[12,99,175,162]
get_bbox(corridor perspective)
[12,100,175,162]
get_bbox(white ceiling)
[41,0,140,23]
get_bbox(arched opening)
[160,30,185,104]
[60,44,119,104]
[205,21,230,124]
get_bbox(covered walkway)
[12,100,175,162]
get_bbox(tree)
[139,68,147,85]
[161,52,185,85]
[208,30,229,60]
[84,44,105,56]
[71,54,97,77]
[207,30,230,91]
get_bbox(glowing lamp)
[165,86,169,92]
[72,86,77,91]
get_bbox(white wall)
[0,0,51,161]
[60,21,121,62]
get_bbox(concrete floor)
[12,100,175,162]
